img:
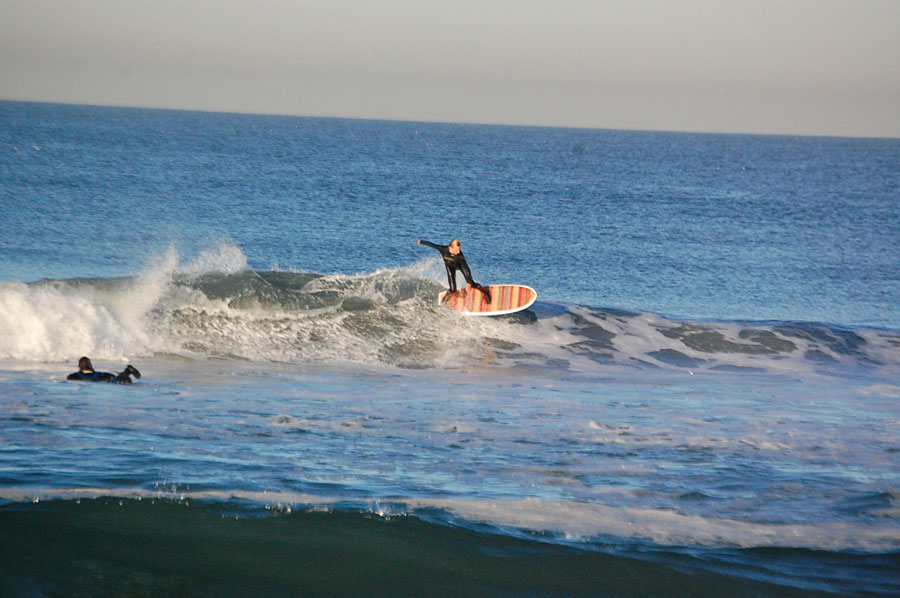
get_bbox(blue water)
[3,101,898,325]
[1,101,899,597]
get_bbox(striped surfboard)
[438,284,537,317]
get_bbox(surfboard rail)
[438,284,537,317]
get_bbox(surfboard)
[437,284,537,317]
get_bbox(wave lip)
[0,279,153,362]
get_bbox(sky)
[2,0,899,137]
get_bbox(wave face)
[2,496,897,598]
[1,247,898,374]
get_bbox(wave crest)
[2,246,898,374]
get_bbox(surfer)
[418,238,491,302]
[67,356,142,385]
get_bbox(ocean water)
[1,100,899,596]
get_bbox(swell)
[2,264,898,374]
[2,497,896,597]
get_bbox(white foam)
[553,305,900,376]
[0,280,149,362]
[409,497,900,552]
[859,384,900,399]
[177,241,250,276]
[3,486,897,552]
[0,242,252,363]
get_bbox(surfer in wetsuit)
[67,356,142,385]
[418,238,491,302]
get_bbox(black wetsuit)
[67,366,140,385]
[419,240,475,292]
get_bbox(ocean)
[1,100,898,596]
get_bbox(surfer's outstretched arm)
[418,239,444,252]
[419,239,457,292]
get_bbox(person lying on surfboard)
[67,356,142,385]
[417,238,491,303]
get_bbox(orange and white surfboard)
[438,284,537,317]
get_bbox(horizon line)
[2,97,898,142]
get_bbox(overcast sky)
[2,0,898,137]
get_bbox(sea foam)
[2,242,898,376]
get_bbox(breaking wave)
[1,245,898,375]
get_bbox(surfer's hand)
[417,240,422,246]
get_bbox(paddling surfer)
[418,238,491,303]
[67,356,142,384]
